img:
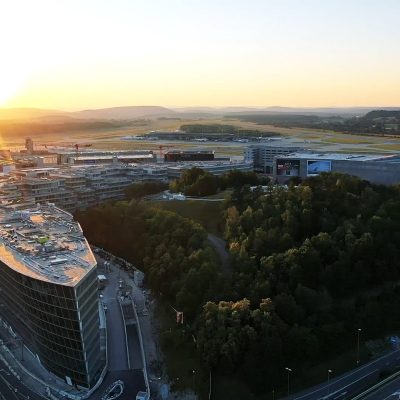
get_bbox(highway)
[0,366,45,400]
[282,349,400,399]
[356,376,400,400]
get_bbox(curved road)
[0,365,45,400]
[207,234,231,276]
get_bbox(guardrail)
[118,298,131,370]
[351,369,400,400]
[131,298,151,399]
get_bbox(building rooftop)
[280,152,395,162]
[70,154,155,161]
[166,160,253,170]
[0,204,96,286]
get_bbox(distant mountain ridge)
[71,106,176,120]
[1,105,400,122]
[0,106,176,121]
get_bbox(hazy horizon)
[2,0,400,110]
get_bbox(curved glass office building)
[0,205,105,389]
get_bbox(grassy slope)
[150,200,225,236]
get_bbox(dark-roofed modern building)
[0,204,105,389]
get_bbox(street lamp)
[327,369,332,395]
[285,367,292,396]
[192,369,196,390]
[357,328,362,366]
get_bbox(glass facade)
[0,262,104,388]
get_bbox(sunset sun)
[0,72,25,106]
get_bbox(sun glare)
[0,73,25,106]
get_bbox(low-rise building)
[273,152,400,185]
[245,144,303,173]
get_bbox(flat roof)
[278,152,395,162]
[71,154,154,161]
[0,204,96,286]
[165,149,214,154]
[167,160,253,170]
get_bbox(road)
[282,349,400,400]
[101,268,129,371]
[0,365,45,400]
[89,253,146,400]
[359,377,400,400]
[207,234,231,276]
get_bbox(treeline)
[76,202,222,319]
[170,167,267,197]
[233,111,400,135]
[125,181,168,200]
[196,173,400,394]
[180,123,276,137]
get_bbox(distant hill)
[2,105,400,123]
[364,110,400,119]
[176,106,400,117]
[72,106,176,120]
[0,106,176,122]
[0,108,67,121]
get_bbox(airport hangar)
[273,153,400,185]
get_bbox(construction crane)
[40,142,92,157]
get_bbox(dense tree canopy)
[77,173,400,397]
[76,201,222,319]
[196,173,400,393]
[125,181,168,200]
[170,167,265,196]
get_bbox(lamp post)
[327,369,332,395]
[357,328,362,366]
[285,367,292,396]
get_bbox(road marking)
[294,349,400,399]
[383,390,400,400]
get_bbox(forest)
[233,110,400,135]
[180,123,276,137]
[76,201,223,320]
[76,172,400,398]
[169,167,265,196]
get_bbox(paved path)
[207,233,231,276]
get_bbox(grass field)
[322,137,374,144]
[372,143,400,151]
[150,200,225,235]
[2,116,400,157]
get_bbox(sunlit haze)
[2,0,400,109]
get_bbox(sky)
[1,0,400,109]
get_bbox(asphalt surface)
[126,325,143,370]
[88,254,146,399]
[90,370,145,400]
[0,363,45,400]
[102,270,129,372]
[282,349,400,400]
[207,233,231,276]
[360,377,400,400]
